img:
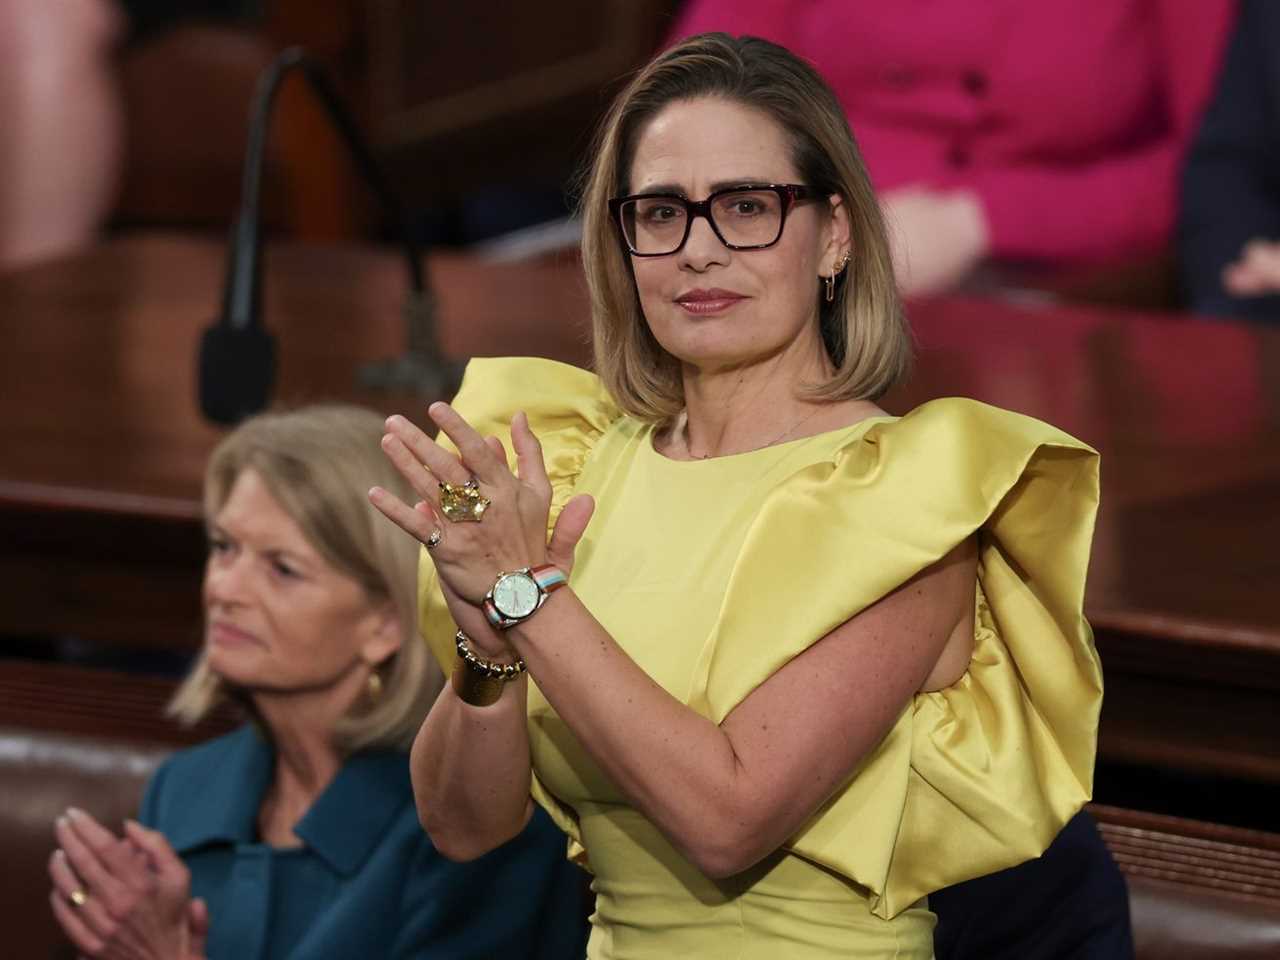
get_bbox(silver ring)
[425,529,442,549]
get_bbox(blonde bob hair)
[169,405,443,754]
[580,32,910,422]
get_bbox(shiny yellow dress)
[418,358,1102,959]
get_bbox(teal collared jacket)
[139,726,588,959]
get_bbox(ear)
[357,599,402,667]
[821,193,853,275]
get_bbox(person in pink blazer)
[670,0,1235,295]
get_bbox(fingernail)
[66,807,85,820]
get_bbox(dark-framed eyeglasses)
[608,183,817,257]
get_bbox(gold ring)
[69,888,88,908]
[438,478,490,523]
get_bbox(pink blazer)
[670,0,1235,263]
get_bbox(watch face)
[493,572,539,619]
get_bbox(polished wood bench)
[0,658,238,745]
[1091,803,1280,958]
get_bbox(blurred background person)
[0,0,125,269]
[669,0,1234,296]
[1179,0,1280,324]
[0,0,263,272]
[47,405,588,960]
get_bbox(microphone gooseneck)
[199,47,434,425]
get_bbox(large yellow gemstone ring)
[439,478,491,523]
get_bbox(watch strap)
[482,597,508,629]
[530,563,567,594]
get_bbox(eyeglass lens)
[618,189,786,255]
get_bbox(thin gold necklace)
[685,405,825,460]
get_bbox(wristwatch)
[483,564,568,629]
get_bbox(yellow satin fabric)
[417,357,1102,956]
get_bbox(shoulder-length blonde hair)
[169,405,443,755]
[580,32,910,422]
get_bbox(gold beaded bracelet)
[455,630,527,679]
[451,630,526,707]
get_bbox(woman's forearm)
[507,546,968,879]
[411,676,535,861]
[508,592,752,876]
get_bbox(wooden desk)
[888,299,1280,783]
[3,235,1278,782]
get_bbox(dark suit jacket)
[140,726,588,960]
[932,810,1134,960]
[1180,0,1280,322]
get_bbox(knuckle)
[103,897,129,922]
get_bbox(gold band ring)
[69,888,88,908]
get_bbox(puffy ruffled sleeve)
[686,397,1101,919]
[416,357,621,856]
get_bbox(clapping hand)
[370,403,594,657]
[49,809,208,960]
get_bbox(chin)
[204,644,267,689]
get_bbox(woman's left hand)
[372,403,556,605]
[48,810,205,959]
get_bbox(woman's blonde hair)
[579,32,910,422]
[169,405,443,754]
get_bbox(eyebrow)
[206,522,315,567]
[631,178,780,197]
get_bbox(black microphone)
[199,47,447,424]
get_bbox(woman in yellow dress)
[370,32,1101,959]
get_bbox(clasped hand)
[48,808,207,960]
[370,402,593,655]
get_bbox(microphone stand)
[199,46,462,425]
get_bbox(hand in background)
[1223,239,1280,297]
[881,188,990,296]
[48,809,207,960]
